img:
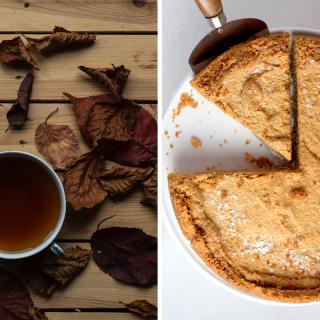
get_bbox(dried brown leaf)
[94,162,153,198]
[25,246,91,297]
[87,99,139,146]
[63,92,120,146]
[0,36,38,69]
[28,305,48,320]
[122,300,157,319]
[63,147,107,211]
[79,64,130,96]
[26,26,96,54]
[35,108,81,170]
[7,72,33,129]
[141,166,157,207]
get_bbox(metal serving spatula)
[189,0,270,74]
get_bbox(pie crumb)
[245,139,252,145]
[191,136,202,148]
[244,153,273,168]
[175,131,182,138]
[172,92,198,121]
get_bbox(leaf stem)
[97,215,116,231]
[45,107,59,124]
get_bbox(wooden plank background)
[0,0,157,32]
[0,0,157,318]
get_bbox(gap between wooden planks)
[0,0,157,32]
[0,103,157,239]
[0,34,157,101]
[48,313,141,320]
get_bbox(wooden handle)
[195,0,223,18]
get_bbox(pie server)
[189,0,270,74]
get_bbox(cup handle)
[50,242,64,256]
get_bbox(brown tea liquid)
[0,157,60,252]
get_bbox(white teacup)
[0,151,66,259]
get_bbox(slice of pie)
[191,34,292,161]
[168,35,320,302]
[294,37,320,167]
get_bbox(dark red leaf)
[7,73,33,129]
[79,64,130,96]
[133,107,157,155]
[91,227,157,286]
[0,268,32,320]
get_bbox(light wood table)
[0,1,157,318]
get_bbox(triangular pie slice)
[294,37,320,167]
[191,33,292,161]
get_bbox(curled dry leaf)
[0,36,38,69]
[79,64,131,96]
[28,305,48,320]
[91,227,157,286]
[63,147,107,211]
[93,161,154,198]
[86,99,139,146]
[7,72,33,129]
[63,92,120,146]
[35,108,81,170]
[141,166,157,207]
[122,300,157,319]
[26,26,96,54]
[25,246,91,297]
[0,267,42,320]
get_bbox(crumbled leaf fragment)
[94,162,153,198]
[0,267,33,320]
[91,227,157,286]
[7,72,33,129]
[63,92,120,146]
[28,305,48,320]
[0,36,38,69]
[35,108,81,170]
[25,246,91,297]
[26,26,96,54]
[141,166,157,207]
[19,139,27,145]
[79,64,130,96]
[63,148,107,211]
[122,300,157,319]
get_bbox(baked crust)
[191,34,291,161]
[168,36,320,303]
[169,171,320,303]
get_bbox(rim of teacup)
[0,151,66,259]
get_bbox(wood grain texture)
[0,103,157,238]
[31,243,157,308]
[0,35,157,100]
[0,0,157,32]
[49,314,141,320]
